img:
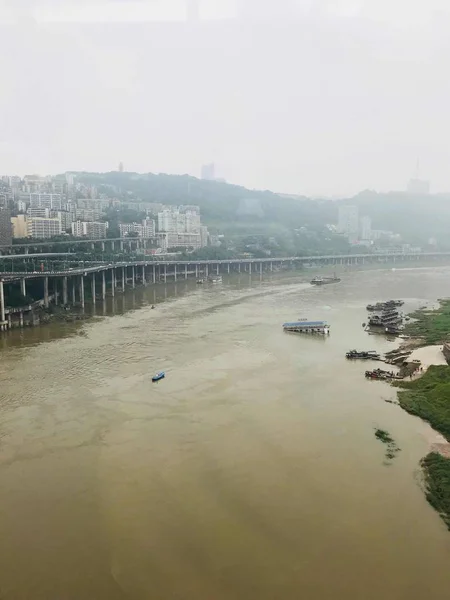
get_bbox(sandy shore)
[408,345,447,370]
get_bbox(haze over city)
[1,0,450,195]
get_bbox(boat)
[151,305,155,309]
[365,368,397,380]
[152,371,165,382]
[196,279,205,284]
[346,350,381,360]
[310,274,341,286]
[208,275,222,283]
[366,300,403,311]
[283,320,330,334]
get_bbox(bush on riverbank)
[395,365,450,440]
[404,299,450,344]
[421,453,450,530]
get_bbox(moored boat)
[283,320,330,334]
[346,350,381,360]
[152,371,165,382]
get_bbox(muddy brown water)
[0,266,450,599]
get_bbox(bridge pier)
[72,279,76,305]
[164,264,167,283]
[227,263,230,274]
[80,275,85,309]
[54,280,58,306]
[132,266,135,289]
[205,264,209,277]
[216,264,219,275]
[63,276,68,305]
[238,263,241,273]
[122,267,125,292]
[260,262,262,274]
[91,273,96,304]
[19,311,24,328]
[142,265,146,285]
[111,269,115,297]
[249,263,252,275]
[195,265,198,278]
[174,265,177,282]
[20,278,26,297]
[185,264,188,280]
[153,265,156,284]
[44,276,49,308]
[0,280,5,327]
[102,271,106,300]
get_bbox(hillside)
[74,171,336,235]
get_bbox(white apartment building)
[119,219,156,238]
[360,216,372,241]
[71,220,107,239]
[27,217,62,239]
[50,210,74,233]
[28,207,50,218]
[338,205,359,236]
[167,233,202,250]
[29,193,63,210]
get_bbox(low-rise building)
[167,232,202,250]
[27,217,61,239]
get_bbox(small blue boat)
[152,371,165,382]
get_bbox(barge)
[283,320,330,334]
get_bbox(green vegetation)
[395,366,450,530]
[421,453,450,530]
[404,299,450,344]
[374,428,401,461]
[395,366,450,440]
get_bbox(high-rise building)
[0,208,12,245]
[119,220,156,238]
[360,216,372,241]
[29,193,63,210]
[27,217,61,239]
[338,205,359,235]
[71,221,107,239]
[201,163,215,180]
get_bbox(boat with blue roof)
[152,371,165,382]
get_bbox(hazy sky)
[1,0,450,196]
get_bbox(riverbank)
[392,300,450,530]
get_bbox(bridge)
[1,250,449,331]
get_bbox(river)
[0,266,449,599]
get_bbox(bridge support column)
[54,280,58,306]
[63,276,68,305]
[185,264,188,280]
[44,276,49,308]
[132,266,135,289]
[0,280,5,325]
[153,265,156,284]
[101,242,105,252]
[20,278,26,297]
[174,265,177,282]
[102,271,106,300]
[195,265,198,278]
[142,265,146,285]
[122,267,125,292]
[260,262,263,274]
[205,264,209,277]
[80,276,85,309]
[227,263,230,274]
[111,269,115,297]
[92,273,96,304]
[249,263,252,275]
[19,311,24,328]
[164,264,167,283]
[216,264,219,275]
[72,279,76,305]
[238,263,241,273]
[270,262,273,272]
[111,241,115,252]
